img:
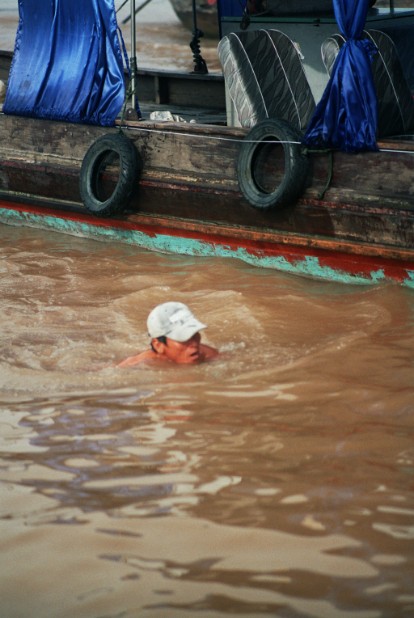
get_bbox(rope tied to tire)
[302,146,334,200]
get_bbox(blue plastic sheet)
[4,0,127,126]
[303,0,378,152]
[217,0,245,18]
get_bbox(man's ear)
[151,338,166,355]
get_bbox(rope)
[118,123,413,200]
[119,80,134,128]
[318,150,334,200]
[120,124,306,144]
[302,147,334,199]
[120,123,414,156]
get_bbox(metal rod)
[192,0,198,32]
[189,0,208,73]
[116,0,130,13]
[130,0,137,111]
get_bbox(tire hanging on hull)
[237,119,310,210]
[80,132,139,217]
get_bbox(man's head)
[147,302,207,364]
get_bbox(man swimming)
[118,301,218,366]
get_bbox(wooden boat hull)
[0,112,413,288]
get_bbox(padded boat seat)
[217,29,315,131]
[321,29,414,138]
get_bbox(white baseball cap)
[147,302,207,342]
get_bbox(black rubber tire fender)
[237,118,309,209]
[79,132,140,217]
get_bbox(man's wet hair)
[151,335,167,353]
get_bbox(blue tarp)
[217,0,244,19]
[4,0,126,126]
[303,0,378,152]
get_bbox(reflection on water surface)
[0,224,414,617]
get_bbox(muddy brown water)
[1,223,413,617]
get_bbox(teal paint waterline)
[405,270,414,289]
[144,232,383,286]
[0,207,409,287]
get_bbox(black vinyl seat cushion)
[218,29,316,132]
[321,29,414,138]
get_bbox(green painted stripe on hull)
[0,206,413,289]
